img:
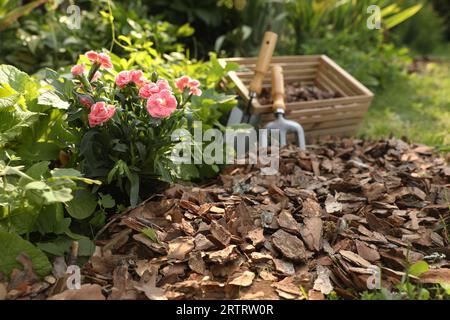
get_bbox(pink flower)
[97,52,113,69]
[88,102,116,127]
[130,70,146,87]
[175,75,202,96]
[71,63,85,76]
[190,87,202,96]
[115,71,132,88]
[91,71,101,82]
[85,51,99,62]
[85,51,113,69]
[139,79,171,98]
[146,89,177,118]
[79,96,93,108]
[175,75,190,92]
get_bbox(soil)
[258,82,341,105]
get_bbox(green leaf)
[37,238,72,256]
[128,172,139,207]
[384,4,423,29]
[24,161,50,180]
[25,181,73,204]
[408,260,429,277]
[65,189,98,219]
[34,204,71,235]
[99,194,115,209]
[0,107,39,148]
[51,168,82,178]
[141,227,158,243]
[0,64,38,103]
[38,89,70,109]
[0,231,52,279]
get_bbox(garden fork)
[265,65,306,149]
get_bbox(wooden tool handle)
[249,31,278,95]
[272,64,285,111]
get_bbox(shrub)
[47,50,237,207]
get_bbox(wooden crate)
[219,55,374,139]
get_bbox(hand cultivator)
[265,65,306,149]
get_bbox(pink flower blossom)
[175,75,190,92]
[97,52,113,69]
[85,51,113,69]
[190,87,202,96]
[130,70,146,87]
[85,51,99,62]
[91,71,101,82]
[79,96,93,108]
[88,102,116,127]
[175,75,202,96]
[146,89,177,118]
[115,71,132,88]
[71,63,85,76]
[139,79,171,98]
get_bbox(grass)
[358,61,450,152]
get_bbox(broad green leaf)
[65,189,98,219]
[0,231,51,278]
[34,204,71,235]
[0,107,39,147]
[0,64,38,103]
[0,83,20,108]
[37,238,72,256]
[24,161,50,180]
[38,89,70,110]
[408,260,429,277]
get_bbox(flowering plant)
[61,51,203,206]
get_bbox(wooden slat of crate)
[319,55,372,96]
[261,106,367,127]
[254,95,372,114]
[226,55,321,64]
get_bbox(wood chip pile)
[3,138,449,300]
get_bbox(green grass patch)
[359,61,450,152]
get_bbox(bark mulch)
[4,138,450,300]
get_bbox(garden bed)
[3,138,449,300]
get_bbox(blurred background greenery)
[0,0,449,149]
